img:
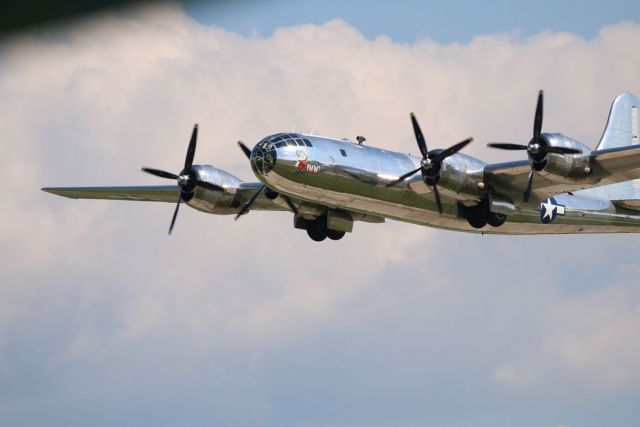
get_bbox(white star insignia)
[541,201,556,220]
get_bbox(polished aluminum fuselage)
[236,134,640,234]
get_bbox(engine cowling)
[186,165,243,214]
[532,133,593,182]
[432,152,487,199]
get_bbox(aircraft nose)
[251,141,277,175]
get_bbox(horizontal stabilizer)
[41,185,178,203]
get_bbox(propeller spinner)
[142,124,224,234]
[487,90,580,203]
[387,113,473,214]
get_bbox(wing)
[485,145,640,202]
[41,185,179,202]
[42,183,291,213]
[591,145,640,182]
[234,182,289,212]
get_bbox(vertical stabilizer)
[582,93,640,203]
[596,93,640,150]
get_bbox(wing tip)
[41,187,77,199]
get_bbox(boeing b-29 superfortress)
[43,91,640,241]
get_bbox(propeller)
[238,140,252,159]
[487,90,580,203]
[233,140,264,220]
[282,195,298,215]
[387,113,473,214]
[142,124,225,234]
[235,184,265,220]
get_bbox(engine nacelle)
[186,165,243,214]
[533,133,593,182]
[434,152,487,199]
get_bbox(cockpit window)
[259,133,313,149]
[340,149,347,157]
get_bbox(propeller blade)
[434,137,473,162]
[432,184,443,214]
[523,169,534,204]
[194,179,225,192]
[168,193,182,235]
[487,143,529,151]
[533,90,544,141]
[184,124,198,170]
[141,167,178,180]
[238,140,252,159]
[541,146,581,155]
[282,195,298,214]
[235,185,265,220]
[386,167,422,187]
[410,113,429,158]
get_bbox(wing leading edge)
[42,184,292,214]
[41,185,180,202]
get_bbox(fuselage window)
[303,139,313,147]
[275,141,287,148]
[286,140,297,146]
[340,149,347,157]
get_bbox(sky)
[185,0,640,43]
[1,1,640,426]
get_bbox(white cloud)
[494,276,640,396]
[546,279,640,392]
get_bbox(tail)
[596,92,640,150]
[586,93,640,207]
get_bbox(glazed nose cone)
[251,141,277,175]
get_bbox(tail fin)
[596,92,640,150]
[583,93,640,204]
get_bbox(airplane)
[42,91,640,241]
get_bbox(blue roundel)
[540,197,561,224]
